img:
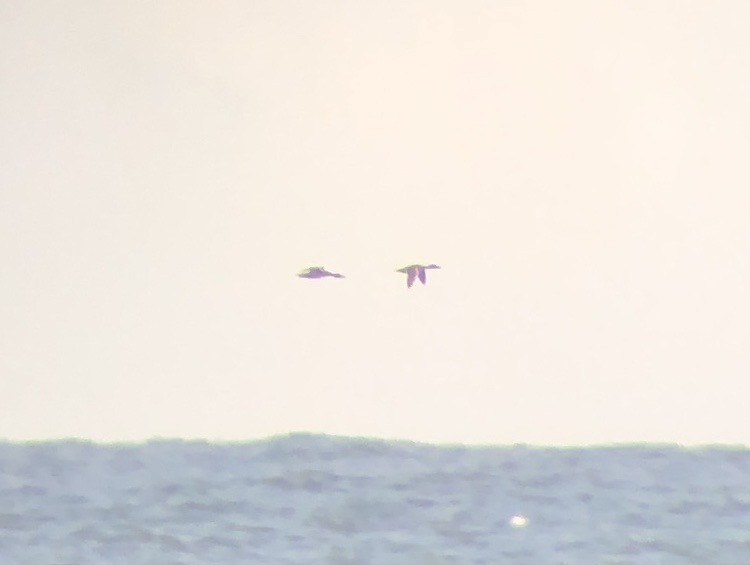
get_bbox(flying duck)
[396,264,440,288]
[297,266,345,279]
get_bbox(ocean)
[1,434,748,563]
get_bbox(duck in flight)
[396,264,440,288]
[297,266,345,279]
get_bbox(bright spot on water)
[509,515,529,528]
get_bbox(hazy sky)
[2,1,748,444]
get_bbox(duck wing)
[407,269,417,288]
[417,266,426,284]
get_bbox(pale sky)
[1,1,748,444]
